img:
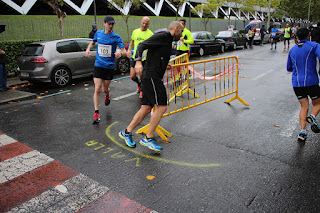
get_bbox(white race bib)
[271,32,276,36]
[177,41,183,47]
[98,44,111,57]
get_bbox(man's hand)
[179,37,184,42]
[85,49,91,58]
[127,50,132,58]
[115,51,122,59]
[0,50,5,54]
[135,60,143,76]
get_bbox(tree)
[168,0,185,20]
[280,0,320,22]
[192,0,221,31]
[42,0,66,37]
[110,0,145,42]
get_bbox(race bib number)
[98,44,111,57]
[271,32,276,37]
[177,41,183,47]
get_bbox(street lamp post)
[267,0,270,30]
[307,0,311,23]
[93,0,97,24]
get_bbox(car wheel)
[233,43,237,50]
[244,41,248,49]
[220,45,225,53]
[116,57,130,73]
[199,47,205,56]
[51,66,71,87]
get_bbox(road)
[1,44,320,212]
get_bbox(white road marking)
[253,69,274,80]
[0,150,54,184]
[280,108,300,137]
[112,91,137,101]
[9,174,110,213]
[0,134,17,147]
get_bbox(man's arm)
[85,41,96,58]
[287,54,293,72]
[183,30,194,45]
[127,40,134,58]
[135,33,163,61]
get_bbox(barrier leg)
[225,94,249,106]
[136,124,172,143]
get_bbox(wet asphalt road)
[1,44,320,212]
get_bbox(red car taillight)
[30,57,48,63]
[227,38,231,41]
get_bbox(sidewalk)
[0,76,37,105]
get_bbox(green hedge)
[0,40,40,74]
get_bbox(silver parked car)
[17,38,130,87]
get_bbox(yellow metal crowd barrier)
[136,53,249,142]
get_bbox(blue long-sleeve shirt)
[287,39,320,87]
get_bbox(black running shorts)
[293,85,320,100]
[141,78,167,107]
[93,67,113,80]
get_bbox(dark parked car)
[190,31,226,56]
[17,38,130,87]
[216,30,248,49]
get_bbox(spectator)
[248,27,254,48]
[311,22,320,44]
[89,24,98,39]
[260,24,267,45]
[0,47,8,92]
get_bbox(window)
[22,45,44,56]
[56,40,79,53]
[207,33,215,39]
[76,39,97,51]
[199,33,208,39]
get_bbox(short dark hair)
[297,28,309,40]
[180,19,186,23]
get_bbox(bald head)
[168,21,184,41]
[140,16,150,31]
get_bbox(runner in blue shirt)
[86,15,127,124]
[270,25,280,50]
[287,28,320,141]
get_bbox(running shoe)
[270,47,273,50]
[139,91,143,99]
[136,85,141,93]
[105,93,110,106]
[92,112,100,124]
[306,115,320,133]
[287,46,290,50]
[275,45,277,49]
[119,129,136,148]
[139,136,163,151]
[298,132,307,141]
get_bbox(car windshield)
[216,31,232,37]
[22,45,44,56]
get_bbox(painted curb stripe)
[39,90,72,99]
[0,161,78,212]
[0,150,54,184]
[10,174,110,213]
[77,190,155,213]
[0,142,33,162]
[0,134,17,147]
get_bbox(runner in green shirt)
[176,19,194,57]
[128,16,153,99]
[284,23,291,51]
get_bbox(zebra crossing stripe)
[0,133,157,213]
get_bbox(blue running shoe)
[306,115,320,133]
[139,136,163,151]
[298,132,307,141]
[119,130,136,148]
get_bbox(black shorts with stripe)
[93,66,114,80]
[141,78,167,107]
[293,85,320,100]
